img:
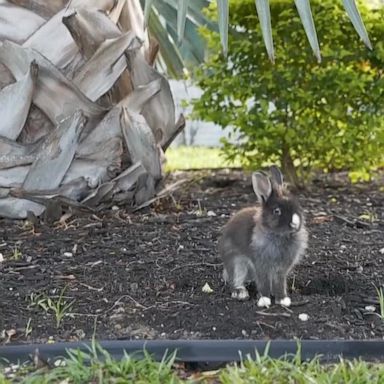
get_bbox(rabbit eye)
[273,207,281,216]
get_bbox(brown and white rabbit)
[219,166,308,307]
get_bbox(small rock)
[202,282,213,293]
[207,210,217,217]
[6,329,16,338]
[26,256,32,263]
[379,248,384,255]
[352,308,363,320]
[130,283,139,292]
[111,205,119,211]
[74,329,85,339]
[241,329,248,337]
[365,305,376,312]
[54,359,65,367]
[298,313,309,322]
[0,253,3,262]
[212,326,216,331]
[63,252,73,257]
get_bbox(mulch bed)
[0,169,383,344]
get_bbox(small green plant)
[375,285,384,320]
[25,318,32,338]
[10,246,22,261]
[359,210,378,224]
[28,287,75,329]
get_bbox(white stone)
[63,252,73,257]
[202,282,213,293]
[299,313,309,321]
[365,305,376,312]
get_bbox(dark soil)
[0,170,383,344]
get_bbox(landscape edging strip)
[1,339,384,364]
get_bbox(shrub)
[192,0,384,186]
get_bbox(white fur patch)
[279,297,291,307]
[291,213,300,229]
[257,296,271,308]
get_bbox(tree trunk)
[281,145,301,190]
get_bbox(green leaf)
[217,0,229,56]
[144,0,154,26]
[148,10,185,77]
[177,0,190,44]
[342,0,373,50]
[294,0,321,62]
[153,0,205,66]
[255,0,275,63]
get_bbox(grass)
[2,343,384,383]
[27,287,74,329]
[375,285,384,319]
[165,146,241,171]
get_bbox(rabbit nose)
[290,213,300,230]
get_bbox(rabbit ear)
[269,165,284,186]
[252,172,272,203]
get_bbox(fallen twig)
[78,282,103,292]
[106,294,148,313]
[133,179,188,212]
[171,262,222,272]
[333,214,371,228]
[255,311,291,318]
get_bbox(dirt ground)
[0,169,383,344]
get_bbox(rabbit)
[219,165,308,308]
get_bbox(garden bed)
[0,169,383,344]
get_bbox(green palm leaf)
[143,0,372,76]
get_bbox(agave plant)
[0,0,185,219]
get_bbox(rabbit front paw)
[278,297,291,307]
[231,287,249,300]
[257,296,271,308]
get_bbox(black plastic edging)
[1,339,384,364]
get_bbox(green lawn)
[165,146,241,171]
[2,344,384,383]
